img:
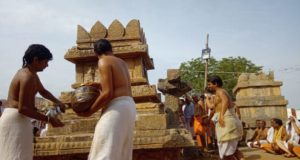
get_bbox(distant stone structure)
[158,69,192,128]
[33,19,194,160]
[233,71,288,127]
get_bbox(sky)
[0,0,299,108]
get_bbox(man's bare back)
[80,39,137,160]
[7,68,39,110]
[77,39,133,117]
[99,55,132,99]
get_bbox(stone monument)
[34,19,194,160]
[233,71,288,128]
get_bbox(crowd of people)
[179,81,300,160]
[246,116,300,158]
[179,75,244,160]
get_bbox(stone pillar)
[158,69,191,128]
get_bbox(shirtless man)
[0,44,64,160]
[77,39,136,160]
[206,75,244,160]
[247,120,268,148]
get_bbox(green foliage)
[179,56,262,97]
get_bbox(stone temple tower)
[34,19,194,160]
[233,71,288,127]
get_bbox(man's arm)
[18,74,48,122]
[81,60,114,116]
[218,89,229,127]
[18,75,63,127]
[36,76,65,112]
[291,118,300,135]
[205,95,215,109]
[248,129,258,142]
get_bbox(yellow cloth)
[273,126,284,143]
[261,126,285,154]
[216,108,243,143]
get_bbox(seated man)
[246,120,261,146]
[261,118,288,154]
[247,120,268,148]
[277,116,300,157]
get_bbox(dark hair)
[208,75,223,87]
[94,39,112,55]
[22,44,53,67]
[272,118,283,126]
[200,95,205,99]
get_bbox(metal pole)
[204,59,208,89]
[204,33,209,91]
[203,34,209,150]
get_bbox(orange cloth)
[293,146,300,158]
[194,115,213,147]
[261,143,276,154]
[194,116,204,135]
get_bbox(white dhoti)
[216,108,243,159]
[0,108,33,160]
[88,96,136,160]
[247,140,268,148]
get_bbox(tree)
[179,56,262,97]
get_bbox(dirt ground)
[195,147,300,160]
[240,147,299,160]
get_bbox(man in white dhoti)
[77,39,136,160]
[206,75,244,160]
[0,44,65,160]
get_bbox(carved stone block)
[167,69,180,83]
[136,102,164,114]
[135,114,167,130]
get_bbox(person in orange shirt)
[193,95,207,149]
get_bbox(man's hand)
[56,102,66,113]
[49,117,64,127]
[218,117,225,127]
